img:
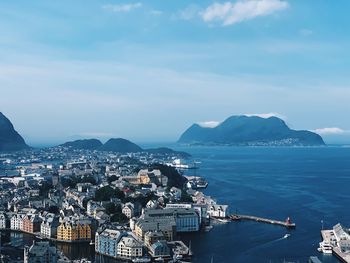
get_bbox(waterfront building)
[40,216,59,238]
[10,213,26,230]
[143,208,200,232]
[134,217,176,241]
[22,214,42,233]
[149,240,171,258]
[207,205,228,218]
[24,241,57,263]
[0,213,6,229]
[57,220,91,242]
[95,229,127,258]
[117,236,143,258]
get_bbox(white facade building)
[117,236,143,258]
[207,205,228,218]
[11,213,25,230]
[0,213,6,229]
[122,203,135,219]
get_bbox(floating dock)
[229,214,296,228]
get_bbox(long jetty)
[229,214,296,228]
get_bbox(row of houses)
[0,210,92,242]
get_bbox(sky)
[1,0,350,145]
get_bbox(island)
[178,115,325,146]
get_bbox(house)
[23,214,42,233]
[207,205,228,218]
[117,236,143,258]
[0,213,6,229]
[40,216,59,238]
[11,213,26,230]
[122,202,135,219]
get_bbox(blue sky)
[1,0,350,145]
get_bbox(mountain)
[100,138,143,153]
[0,112,29,151]
[60,139,103,150]
[178,115,325,146]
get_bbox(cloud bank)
[198,121,221,128]
[102,3,142,13]
[313,128,349,135]
[244,112,286,120]
[201,0,289,26]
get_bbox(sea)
[2,146,350,263]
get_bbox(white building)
[207,205,228,218]
[11,213,25,230]
[40,216,58,238]
[122,202,135,219]
[0,213,6,229]
[117,236,143,258]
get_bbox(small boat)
[215,218,230,223]
[283,234,291,239]
[154,257,164,263]
[89,240,95,245]
[132,257,151,263]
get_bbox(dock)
[320,230,350,263]
[229,214,296,228]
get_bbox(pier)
[229,214,296,228]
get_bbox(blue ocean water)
[173,146,350,263]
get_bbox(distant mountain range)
[0,112,326,152]
[178,115,325,146]
[59,138,191,157]
[0,112,29,151]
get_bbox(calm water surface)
[176,146,350,263]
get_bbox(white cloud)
[244,112,286,120]
[313,128,349,135]
[201,0,289,26]
[198,121,221,128]
[299,28,313,36]
[102,3,142,13]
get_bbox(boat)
[214,218,230,223]
[318,241,333,254]
[132,257,151,263]
[283,234,291,239]
[89,240,95,245]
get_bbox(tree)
[94,186,125,201]
[104,202,117,215]
[110,213,128,223]
[180,191,194,203]
[107,175,118,184]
